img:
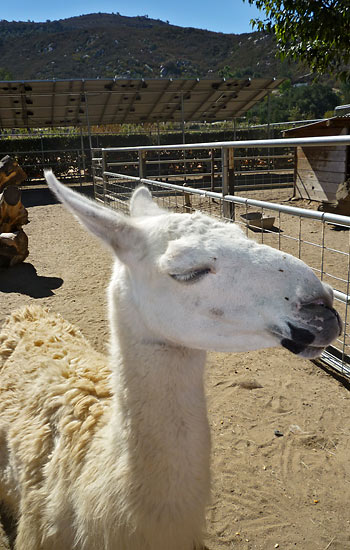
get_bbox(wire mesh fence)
[92,136,350,379]
[92,143,294,198]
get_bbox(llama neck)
[108,291,209,447]
[85,269,211,549]
[105,270,211,489]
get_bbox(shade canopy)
[0,77,283,129]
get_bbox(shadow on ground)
[22,184,94,208]
[247,225,283,234]
[0,263,63,298]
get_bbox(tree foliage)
[0,67,12,80]
[247,82,340,124]
[244,0,350,81]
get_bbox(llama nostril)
[299,284,334,310]
[311,299,328,308]
[301,293,333,310]
[298,299,343,336]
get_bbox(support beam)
[84,92,93,151]
[80,127,86,186]
[221,147,235,220]
[138,150,147,180]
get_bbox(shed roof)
[284,116,350,138]
[0,77,283,129]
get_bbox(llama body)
[0,306,209,550]
[0,172,342,550]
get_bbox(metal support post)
[292,147,298,198]
[210,149,215,192]
[80,127,86,187]
[91,155,97,198]
[267,92,271,171]
[157,121,161,177]
[139,150,147,180]
[40,134,45,173]
[181,93,185,144]
[181,93,187,184]
[222,147,235,220]
[84,93,93,151]
[102,150,107,204]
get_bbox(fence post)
[222,147,235,220]
[40,134,45,174]
[91,151,97,198]
[80,127,86,186]
[210,149,215,192]
[293,147,297,198]
[139,150,147,181]
[77,151,82,189]
[102,149,107,205]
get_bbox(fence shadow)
[21,184,94,207]
[0,263,63,298]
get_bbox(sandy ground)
[1,187,350,550]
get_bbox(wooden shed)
[284,117,350,207]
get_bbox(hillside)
[0,13,304,81]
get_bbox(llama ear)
[45,170,144,261]
[130,186,165,217]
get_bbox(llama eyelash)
[170,268,211,283]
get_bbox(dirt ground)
[1,187,350,550]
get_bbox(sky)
[1,0,263,35]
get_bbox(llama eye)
[170,268,211,283]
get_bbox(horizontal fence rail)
[92,134,350,152]
[92,135,350,379]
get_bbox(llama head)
[45,171,342,359]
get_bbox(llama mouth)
[280,338,326,358]
[272,306,342,359]
[271,323,329,358]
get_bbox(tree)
[218,65,262,79]
[244,0,350,81]
[218,65,234,79]
[247,82,340,124]
[0,67,12,80]
[339,80,350,103]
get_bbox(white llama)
[0,171,342,550]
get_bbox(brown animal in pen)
[0,156,29,267]
[0,155,27,193]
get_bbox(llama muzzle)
[280,302,342,358]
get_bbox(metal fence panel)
[92,136,350,379]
